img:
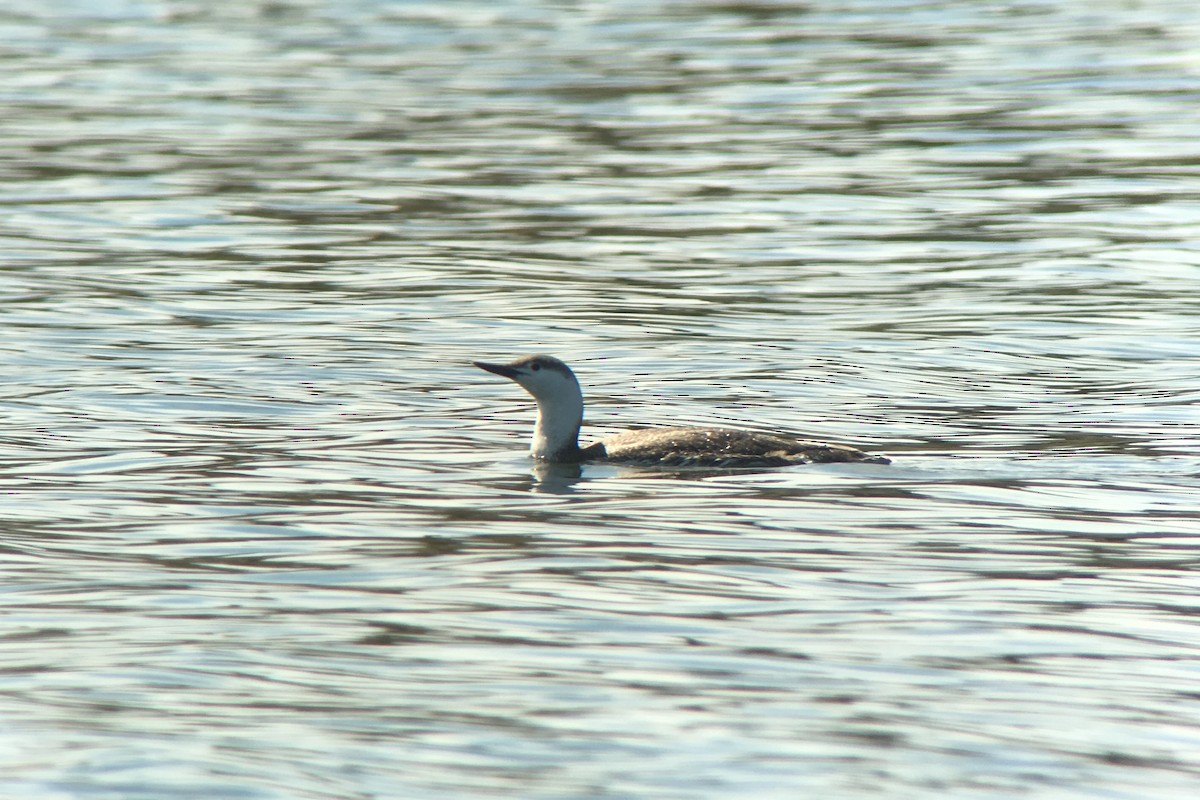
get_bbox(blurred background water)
[3,0,1200,798]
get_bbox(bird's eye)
[531,362,541,371]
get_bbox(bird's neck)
[531,388,584,462]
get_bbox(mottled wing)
[593,427,888,467]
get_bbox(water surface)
[2,1,1200,798]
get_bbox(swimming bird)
[473,355,889,468]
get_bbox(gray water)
[3,1,1200,798]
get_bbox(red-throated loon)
[473,355,890,467]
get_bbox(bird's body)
[582,426,885,467]
[474,355,889,468]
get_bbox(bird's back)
[585,426,889,468]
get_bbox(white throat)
[530,383,584,461]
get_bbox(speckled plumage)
[583,426,889,467]
[474,354,889,468]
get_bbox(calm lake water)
[3,1,1200,798]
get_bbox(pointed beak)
[474,360,523,380]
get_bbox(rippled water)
[3,1,1200,798]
